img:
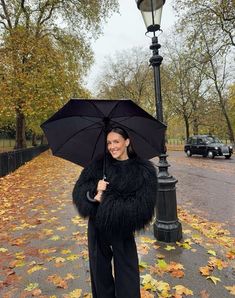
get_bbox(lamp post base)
[154,220,182,243]
[154,153,182,242]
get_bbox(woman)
[72,127,158,298]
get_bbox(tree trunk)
[184,114,190,140]
[221,104,235,144]
[192,117,199,135]
[14,108,27,149]
[40,134,48,145]
[32,133,37,146]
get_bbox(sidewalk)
[0,151,234,297]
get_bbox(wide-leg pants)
[88,219,141,298]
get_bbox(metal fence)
[0,145,49,177]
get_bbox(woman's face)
[107,132,130,160]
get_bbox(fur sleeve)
[72,162,100,218]
[95,159,158,234]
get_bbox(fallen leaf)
[224,285,235,295]
[63,289,82,298]
[140,236,156,244]
[207,250,216,256]
[200,289,210,298]
[139,261,148,269]
[140,288,154,298]
[49,235,61,241]
[32,288,42,296]
[55,257,66,263]
[156,259,168,270]
[170,270,184,278]
[27,265,46,274]
[199,266,211,276]
[24,283,39,291]
[173,285,193,296]
[206,276,221,285]
[164,245,176,251]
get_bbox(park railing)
[0,145,49,177]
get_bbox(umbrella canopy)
[41,98,166,169]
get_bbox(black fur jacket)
[72,156,158,235]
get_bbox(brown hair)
[108,127,137,158]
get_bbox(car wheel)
[186,149,192,157]
[207,150,214,159]
[225,155,231,159]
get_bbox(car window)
[197,138,204,144]
[191,138,197,145]
[205,136,222,144]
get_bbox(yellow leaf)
[28,265,46,274]
[206,276,221,285]
[139,261,148,269]
[0,247,8,252]
[207,250,216,256]
[64,289,82,298]
[66,254,80,261]
[57,226,67,231]
[65,273,75,280]
[43,229,54,235]
[164,245,175,251]
[156,259,168,270]
[224,285,235,295]
[173,285,193,296]
[208,257,228,270]
[140,236,156,244]
[50,235,61,241]
[39,248,57,254]
[141,274,158,292]
[61,249,71,254]
[24,283,39,291]
[156,280,170,292]
[83,293,92,298]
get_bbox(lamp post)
[136,0,182,242]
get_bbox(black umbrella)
[41,98,166,176]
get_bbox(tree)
[161,34,210,140]
[97,47,156,115]
[0,0,118,148]
[173,0,235,143]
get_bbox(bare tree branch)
[1,0,12,29]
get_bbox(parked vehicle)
[184,135,233,159]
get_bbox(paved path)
[0,151,234,297]
[163,151,235,236]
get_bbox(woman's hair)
[107,127,137,158]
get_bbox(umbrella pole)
[102,122,109,180]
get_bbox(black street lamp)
[136,0,182,242]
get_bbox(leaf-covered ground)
[0,151,234,297]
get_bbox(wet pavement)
[0,151,234,297]
[155,151,235,236]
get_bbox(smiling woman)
[107,131,129,160]
[72,126,158,298]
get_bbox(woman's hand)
[97,179,109,192]
[94,180,109,202]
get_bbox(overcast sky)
[86,0,176,94]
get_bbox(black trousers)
[88,219,141,298]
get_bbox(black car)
[184,135,233,159]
